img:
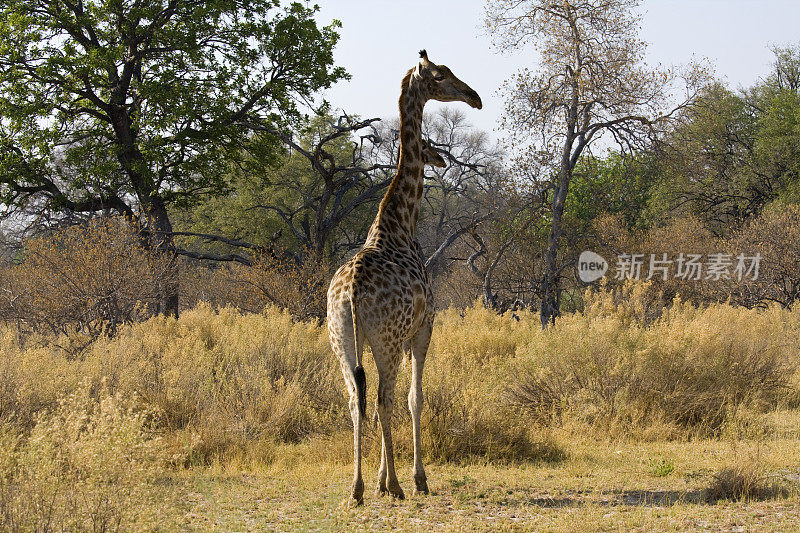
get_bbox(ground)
[167,433,800,532]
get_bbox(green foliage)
[755,89,800,203]
[567,152,658,231]
[648,456,674,477]
[646,45,800,229]
[0,0,347,217]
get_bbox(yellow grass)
[1,287,799,529]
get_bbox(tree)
[179,114,394,262]
[376,108,505,273]
[486,0,707,327]
[648,45,800,232]
[0,0,347,315]
[648,83,759,233]
[183,109,505,269]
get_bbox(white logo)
[578,251,608,283]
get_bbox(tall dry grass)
[0,381,174,531]
[508,284,800,438]
[1,285,798,471]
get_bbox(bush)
[1,293,798,467]
[0,217,174,341]
[704,448,794,502]
[507,284,799,436]
[0,382,174,531]
[392,305,566,463]
[726,204,800,309]
[180,252,330,321]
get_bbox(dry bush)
[180,253,330,321]
[592,214,722,309]
[705,448,795,502]
[0,300,565,464]
[726,204,800,309]
[432,263,482,310]
[388,305,566,463]
[0,304,345,459]
[0,217,174,340]
[234,253,330,321]
[2,293,798,467]
[594,206,800,311]
[0,381,174,531]
[507,284,799,436]
[90,304,344,461]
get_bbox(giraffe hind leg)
[330,305,364,505]
[373,343,405,500]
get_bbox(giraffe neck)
[366,70,425,247]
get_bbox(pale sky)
[316,0,800,140]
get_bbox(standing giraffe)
[327,50,481,505]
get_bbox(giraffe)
[327,50,481,505]
[421,139,446,168]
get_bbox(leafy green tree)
[0,0,347,314]
[648,83,758,232]
[753,85,800,205]
[649,45,800,232]
[567,151,657,232]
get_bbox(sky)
[316,0,800,141]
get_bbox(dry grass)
[0,381,177,531]
[508,284,799,437]
[1,288,799,529]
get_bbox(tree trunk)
[147,197,179,318]
[540,164,572,329]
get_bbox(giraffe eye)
[433,73,445,81]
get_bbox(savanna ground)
[2,287,800,531]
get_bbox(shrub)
[180,252,330,321]
[1,292,798,468]
[704,448,794,502]
[393,305,566,463]
[0,382,174,531]
[648,456,674,477]
[726,204,800,309]
[93,304,345,460]
[507,284,799,435]
[0,217,174,340]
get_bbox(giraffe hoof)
[389,487,405,500]
[376,484,388,497]
[414,475,429,495]
[346,495,364,508]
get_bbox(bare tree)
[371,109,505,274]
[245,114,396,258]
[486,0,708,327]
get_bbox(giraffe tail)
[350,297,366,418]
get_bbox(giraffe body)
[327,51,481,505]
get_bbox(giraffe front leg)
[409,318,432,495]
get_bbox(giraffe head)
[421,139,446,168]
[415,50,482,110]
